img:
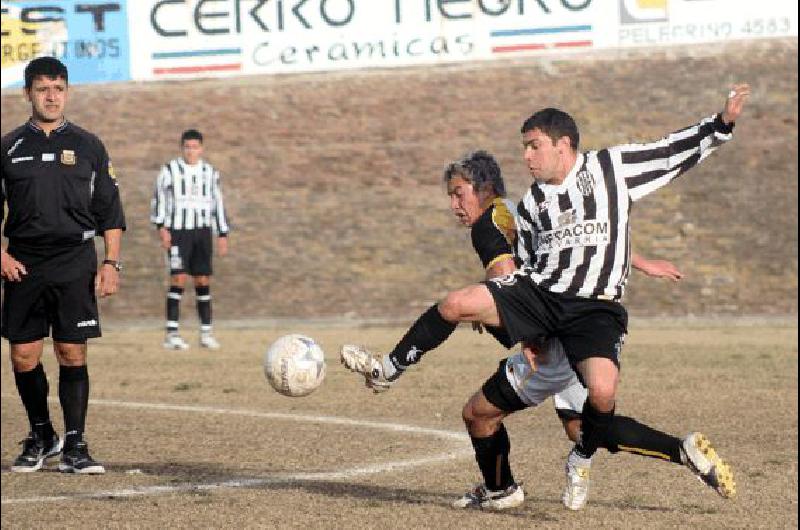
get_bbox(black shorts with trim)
[485,325,515,349]
[168,228,213,276]
[1,242,100,343]
[482,359,526,413]
[484,274,628,368]
[481,359,584,421]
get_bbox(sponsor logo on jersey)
[61,150,76,165]
[76,319,97,328]
[11,156,33,164]
[536,221,610,254]
[41,153,55,162]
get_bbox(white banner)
[127,0,603,80]
[79,0,800,83]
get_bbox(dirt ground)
[1,322,796,529]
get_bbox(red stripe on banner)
[492,41,593,53]
[153,64,242,75]
[554,40,593,48]
[492,43,546,53]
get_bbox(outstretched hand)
[721,83,750,125]
[636,259,683,282]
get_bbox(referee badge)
[61,150,76,165]
[576,169,595,197]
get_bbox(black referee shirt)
[1,120,126,249]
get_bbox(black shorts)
[168,228,213,276]
[484,274,628,367]
[485,325,515,349]
[1,242,100,343]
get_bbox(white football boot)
[452,483,524,511]
[562,448,591,510]
[163,333,189,350]
[681,432,736,498]
[339,345,397,393]
[199,333,221,350]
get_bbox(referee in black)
[1,57,125,474]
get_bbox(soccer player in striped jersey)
[342,85,748,508]
[150,129,230,350]
[437,151,722,510]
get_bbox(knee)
[170,274,187,288]
[10,348,42,372]
[194,276,210,287]
[439,292,468,322]
[53,344,87,367]
[587,387,616,412]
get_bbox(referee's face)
[25,76,68,124]
[181,139,204,165]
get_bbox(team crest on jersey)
[576,169,595,197]
[61,150,76,165]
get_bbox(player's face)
[447,176,487,227]
[25,76,68,123]
[181,139,204,165]
[522,128,565,184]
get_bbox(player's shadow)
[104,461,683,516]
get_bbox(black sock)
[59,365,89,449]
[388,305,457,370]
[14,363,53,437]
[470,424,514,491]
[166,286,183,332]
[196,285,212,331]
[576,401,615,459]
[603,415,683,464]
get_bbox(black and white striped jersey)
[150,158,229,234]
[515,113,734,301]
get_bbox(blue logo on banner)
[1,1,130,87]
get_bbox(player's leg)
[453,358,527,510]
[164,231,189,349]
[341,282,501,385]
[558,304,627,510]
[194,228,218,349]
[603,416,735,498]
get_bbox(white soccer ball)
[263,334,326,397]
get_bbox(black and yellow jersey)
[470,198,517,270]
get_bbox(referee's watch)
[102,259,123,272]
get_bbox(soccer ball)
[263,334,326,397]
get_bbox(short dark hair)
[520,108,579,151]
[181,129,203,144]
[443,150,506,198]
[24,57,68,90]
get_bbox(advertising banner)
[608,0,798,48]
[2,1,796,86]
[128,0,601,80]
[1,0,131,88]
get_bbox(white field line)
[1,396,472,505]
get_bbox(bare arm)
[631,253,682,282]
[96,228,122,297]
